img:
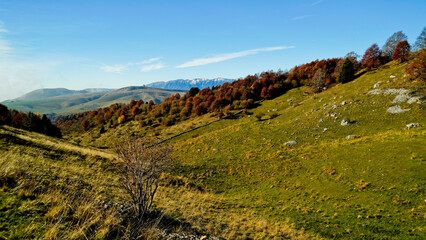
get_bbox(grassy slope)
[4,88,186,115]
[77,61,425,239]
[166,62,425,239]
[2,60,425,239]
[0,125,123,239]
[0,126,307,239]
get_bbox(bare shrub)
[310,68,326,93]
[115,137,173,232]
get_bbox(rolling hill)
[3,88,115,102]
[1,58,425,239]
[59,59,425,239]
[146,78,234,90]
[3,86,186,116]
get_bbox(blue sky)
[0,0,425,101]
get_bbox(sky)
[0,0,425,101]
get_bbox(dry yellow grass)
[155,180,318,240]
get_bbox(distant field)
[4,87,186,115]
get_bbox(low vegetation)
[1,30,425,239]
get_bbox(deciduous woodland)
[55,29,424,137]
[0,29,425,239]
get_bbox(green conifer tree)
[338,58,355,83]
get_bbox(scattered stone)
[267,122,271,125]
[367,88,424,104]
[346,135,358,140]
[387,105,410,114]
[212,148,217,151]
[284,141,298,147]
[319,118,323,123]
[331,113,337,118]
[333,104,338,109]
[323,128,328,132]
[368,88,409,95]
[341,119,350,126]
[390,75,396,78]
[272,109,278,111]
[319,98,323,102]
[373,81,381,88]
[287,99,293,102]
[406,123,420,129]
[341,101,347,105]
[248,115,251,118]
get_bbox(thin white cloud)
[291,15,310,21]
[101,57,163,73]
[311,0,323,6]
[141,62,164,72]
[0,22,11,55]
[100,64,127,73]
[176,46,294,68]
[132,57,162,65]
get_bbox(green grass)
[2,60,425,239]
[0,125,124,239]
[142,61,425,239]
[4,87,186,115]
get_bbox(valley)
[1,57,424,239]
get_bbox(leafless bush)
[310,68,327,93]
[115,137,173,223]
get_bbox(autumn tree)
[361,44,382,70]
[405,50,426,81]
[382,31,407,61]
[413,26,426,51]
[392,40,411,62]
[81,118,89,131]
[338,58,355,83]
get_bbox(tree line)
[0,104,62,138]
[55,28,425,134]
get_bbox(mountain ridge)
[146,78,234,90]
[2,86,186,116]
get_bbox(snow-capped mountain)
[147,78,234,90]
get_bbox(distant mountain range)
[147,78,234,90]
[4,88,116,103]
[2,78,233,116]
[3,87,186,116]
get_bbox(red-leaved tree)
[361,44,382,70]
[392,40,411,62]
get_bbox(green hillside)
[4,87,186,115]
[1,60,425,239]
[68,60,425,239]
